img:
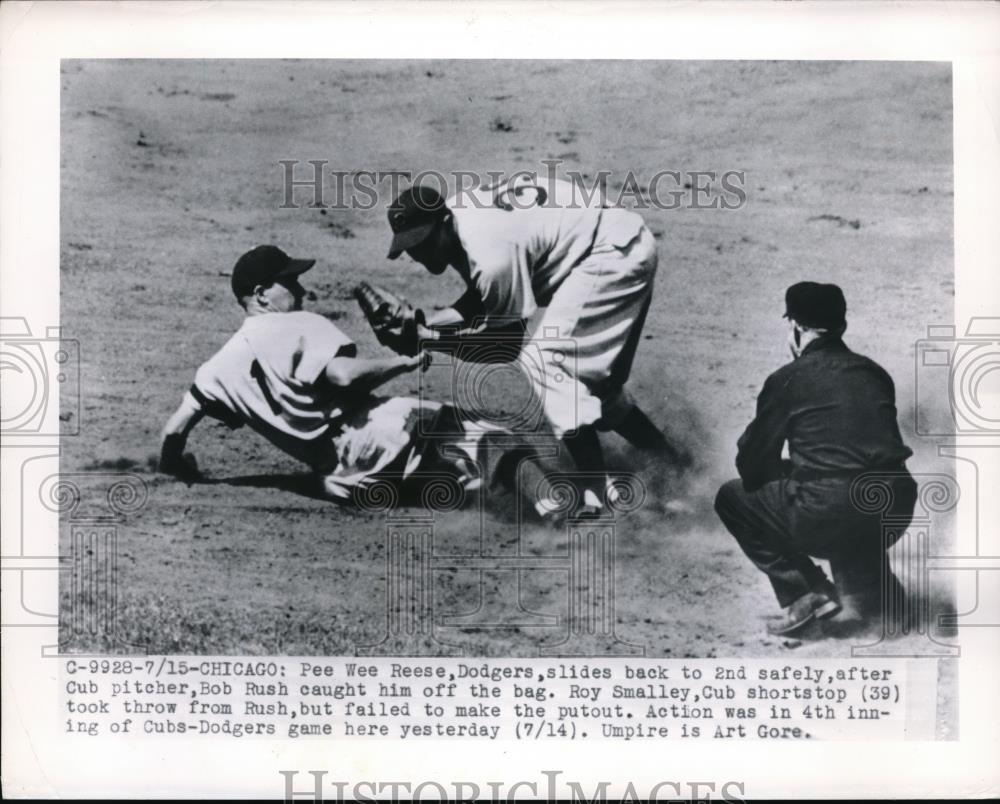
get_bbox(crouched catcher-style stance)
[380,178,689,519]
[714,282,917,636]
[159,246,505,501]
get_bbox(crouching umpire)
[715,282,918,636]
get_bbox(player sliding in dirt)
[385,178,689,520]
[158,245,507,502]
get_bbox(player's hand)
[159,450,202,484]
[416,323,439,343]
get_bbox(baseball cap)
[784,281,847,329]
[386,185,448,259]
[231,245,315,300]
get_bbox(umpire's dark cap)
[387,185,448,259]
[784,281,847,329]
[231,245,315,300]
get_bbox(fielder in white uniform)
[159,245,487,502]
[386,179,688,516]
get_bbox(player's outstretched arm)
[424,307,465,329]
[158,391,205,482]
[323,351,431,396]
[419,317,528,366]
[423,286,485,331]
[423,287,526,357]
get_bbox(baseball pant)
[317,397,508,501]
[714,474,918,607]
[521,208,657,437]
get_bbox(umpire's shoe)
[766,590,842,637]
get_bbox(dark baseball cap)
[231,245,315,300]
[784,281,847,329]
[387,185,448,259]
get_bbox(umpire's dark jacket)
[737,335,915,545]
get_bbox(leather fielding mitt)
[353,281,425,357]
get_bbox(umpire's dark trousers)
[714,472,918,607]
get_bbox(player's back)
[782,338,913,476]
[192,311,354,468]
[448,178,605,316]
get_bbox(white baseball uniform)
[189,310,484,500]
[447,178,658,436]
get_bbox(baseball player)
[385,178,689,518]
[158,245,493,501]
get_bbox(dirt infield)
[60,60,955,668]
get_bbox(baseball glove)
[353,282,425,357]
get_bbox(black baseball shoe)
[766,590,842,637]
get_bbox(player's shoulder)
[297,311,352,343]
[448,177,590,217]
[837,346,895,386]
[544,177,606,209]
[247,309,326,327]
[272,312,353,355]
[195,327,251,383]
[285,310,340,330]
[762,359,798,393]
[246,310,346,337]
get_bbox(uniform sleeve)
[191,358,245,430]
[736,369,791,491]
[289,313,356,385]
